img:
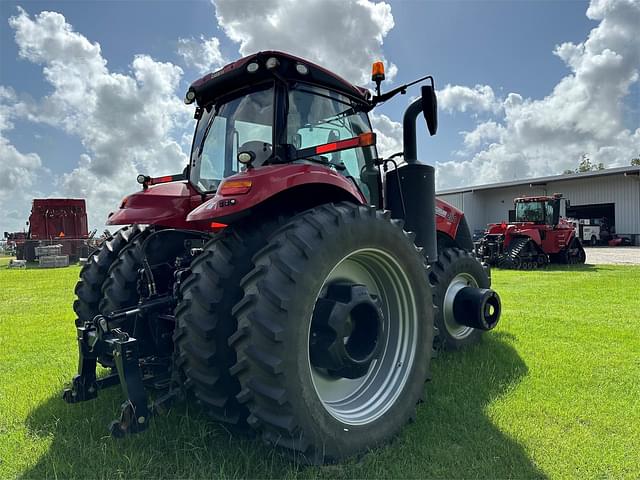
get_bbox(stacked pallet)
[36,244,69,268]
[39,255,69,268]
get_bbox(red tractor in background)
[64,51,501,463]
[476,193,586,269]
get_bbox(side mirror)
[3,232,8,239]
[565,199,571,208]
[421,85,438,136]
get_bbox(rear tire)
[230,203,433,463]
[176,221,283,425]
[430,248,487,350]
[99,230,151,317]
[73,225,144,328]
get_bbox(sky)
[0,0,638,233]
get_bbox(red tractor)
[64,52,501,463]
[476,193,586,269]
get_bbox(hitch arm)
[108,332,151,437]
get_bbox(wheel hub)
[309,283,384,379]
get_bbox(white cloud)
[0,86,44,234]
[461,121,505,150]
[438,84,501,114]
[435,0,640,189]
[177,35,225,74]
[8,8,192,229]
[370,112,402,158]
[212,0,397,86]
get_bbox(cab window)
[287,85,376,200]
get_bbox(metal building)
[437,166,640,245]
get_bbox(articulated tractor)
[476,193,586,269]
[64,52,501,462]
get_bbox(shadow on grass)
[341,331,546,479]
[22,332,545,479]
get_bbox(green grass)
[0,256,15,268]
[0,265,638,479]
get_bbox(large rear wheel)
[230,203,433,463]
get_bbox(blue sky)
[0,0,638,231]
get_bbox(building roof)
[437,165,640,195]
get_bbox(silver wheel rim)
[442,273,477,340]
[308,248,418,426]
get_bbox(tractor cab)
[186,56,380,203]
[514,195,562,226]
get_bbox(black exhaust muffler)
[384,93,438,263]
[453,287,501,331]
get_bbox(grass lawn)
[0,256,15,268]
[0,264,638,479]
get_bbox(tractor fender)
[186,164,365,225]
[106,181,206,229]
[435,199,462,239]
[435,200,474,251]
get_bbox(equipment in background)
[476,193,586,269]
[63,51,501,463]
[5,199,91,263]
[575,218,613,246]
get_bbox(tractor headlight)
[237,151,255,165]
[246,62,259,73]
[266,57,279,70]
[184,90,196,105]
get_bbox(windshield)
[515,201,545,223]
[190,85,274,192]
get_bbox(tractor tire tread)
[73,225,143,328]
[429,247,488,350]
[231,202,432,464]
[176,218,287,426]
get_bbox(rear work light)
[219,179,252,195]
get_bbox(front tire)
[430,248,489,350]
[230,203,433,463]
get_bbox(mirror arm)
[370,75,434,107]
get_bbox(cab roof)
[514,194,561,203]
[187,51,371,108]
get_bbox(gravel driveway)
[585,247,640,265]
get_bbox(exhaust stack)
[384,92,438,263]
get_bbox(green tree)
[564,154,606,174]
[631,157,640,166]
